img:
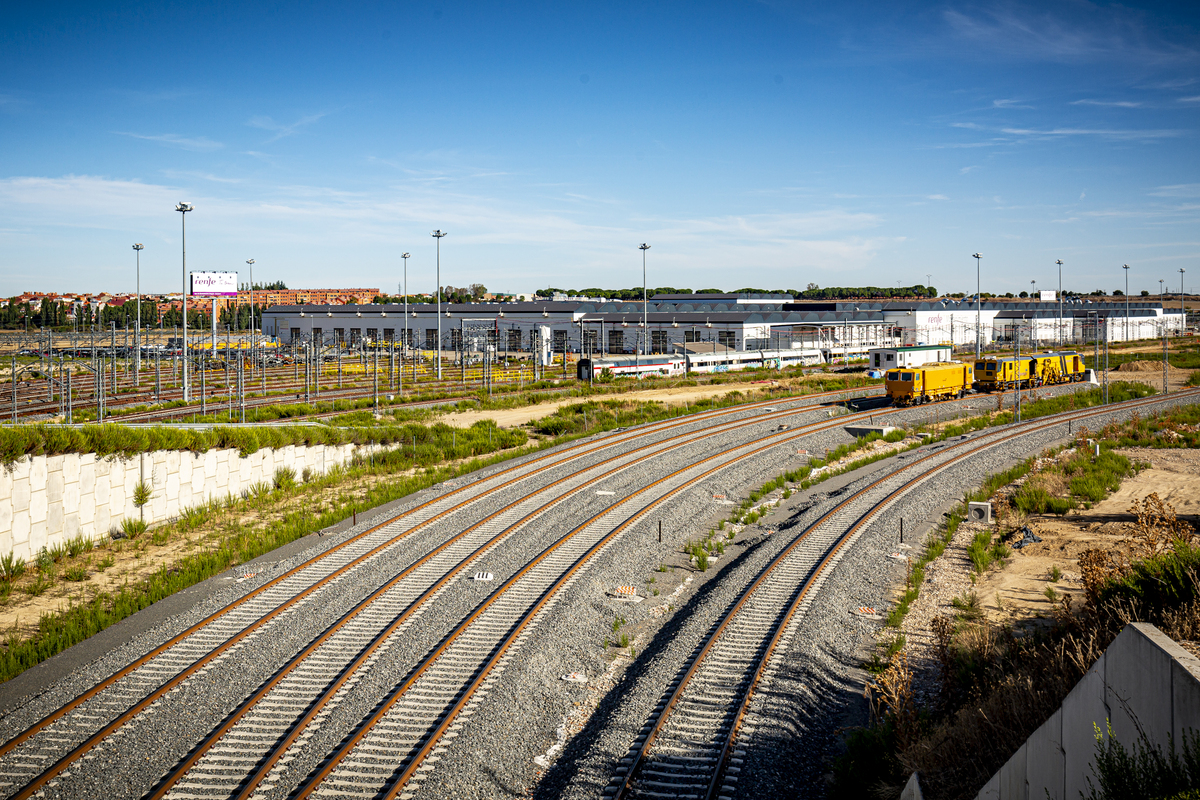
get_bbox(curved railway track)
[606,387,1200,800]
[0,385,878,799]
[0,380,1127,800]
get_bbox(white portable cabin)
[868,345,953,371]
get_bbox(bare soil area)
[1101,360,1196,392]
[437,379,792,428]
[894,447,1200,697]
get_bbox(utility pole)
[972,253,982,359]
[432,231,447,380]
[1055,259,1063,347]
[176,202,194,401]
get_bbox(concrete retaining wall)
[0,441,392,560]
[975,623,1200,799]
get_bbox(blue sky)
[1,1,1198,298]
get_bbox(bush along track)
[834,399,1200,800]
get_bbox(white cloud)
[248,113,328,142]
[113,132,223,151]
[959,165,978,174]
[992,98,1033,109]
[1001,127,1182,140]
[0,175,891,287]
[951,122,983,129]
[1149,184,1200,197]
[927,194,949,200]
[942,6,1200,65]
[1070,99,1142,108]
[1181,96,1200,103]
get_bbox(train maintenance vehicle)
[884,361,975,406]
[973,351,1086,391]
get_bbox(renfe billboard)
[191,271,238,297]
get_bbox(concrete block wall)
[0,441,393,561]
[975,623,1200,799]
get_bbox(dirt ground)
[969,448,1199,628]
[895,447,1200,695]
[436,380,787,428]
[1101,361,1196,393]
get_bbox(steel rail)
[611,388,1200,800]
[1,389,851,797]
[289,407,882,800]
[146,390,885,799]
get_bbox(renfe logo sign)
[191,271,238,297]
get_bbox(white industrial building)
[259,294,1188,363]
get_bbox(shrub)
[273,467,297,491]
[34,547,53,573]
[0,552,26,582]
[121,517,148,539]
[65,534,93,558]
[133,480,152,509]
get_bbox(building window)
[553,330,568,352]
[425,329,437,350]
[334,327,345,344]
[384,328,394,342]
[366,328,378,343]
[608,330,624,353]
[350,328,362,346]
[583,330,600,353]
[684,329,701,343]
[450,329,463,350]
[289,327,301,343]
[312,328,323,345]
[718,330,736,348]
[507,329,522,351]
[651,330,668,352]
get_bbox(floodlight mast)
[1123,264,1131,342]
[972,253,982,358]
[401,252,410,362]
[176,202,194,401]
[640,243,650,358]
[432,231,447,379]
[1056,260,1063,346]
[133,243,144,376]
[246,259,255,366]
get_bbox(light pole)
[1123,264,1130,342]
[133,243,144,377]
[639,243,650,354]
[246,258,255,368]
[1160,278,1164,303]
[1181,268,1188,336]
[402,252,410,361]
[972,253,982,358]
[176,202,194,401]
[926,273,932,297]
[432,231,447,379]
[1056,259,1063,347]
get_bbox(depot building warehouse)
[260,294,1187,364]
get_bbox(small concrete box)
[968,502,993,524]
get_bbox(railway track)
[0,380,1121,799]
[0,385,878,799]
[135,390,906,800]
[606,388,1200,800]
